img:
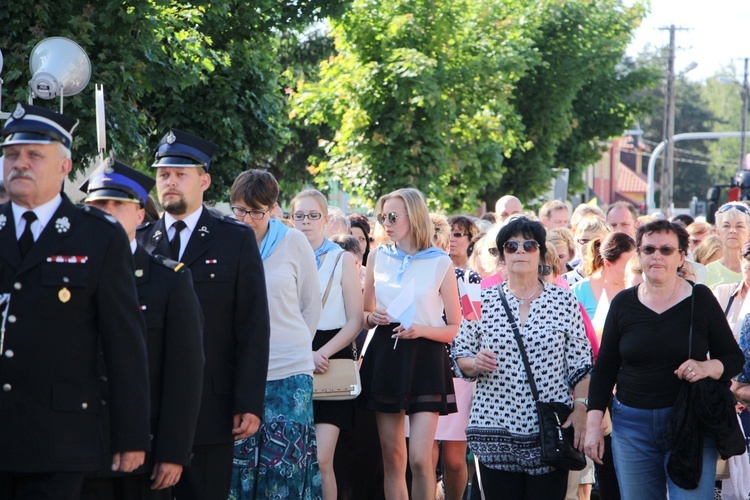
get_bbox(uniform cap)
[81,157,155,207]
[1,103,79,149]
[152,129,218,171]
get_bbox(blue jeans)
[610,395,718,500]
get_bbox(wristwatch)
[574,397,588,409]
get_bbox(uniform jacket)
[136,207,270,445]
[0,196,150,472]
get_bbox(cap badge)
[55,217,71,233]
[0,214,6,231]
[166,131,176,144]
[12,104,25,120]
[135,269,144,278]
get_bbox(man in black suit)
[80,158,205,499]
[136,129,270,499]
[0,105,150,498]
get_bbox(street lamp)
[719,58,750,171]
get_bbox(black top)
[588,283,743,411]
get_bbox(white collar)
[164,205,203,233]
[11,194,62,230]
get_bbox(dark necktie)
[18,211,38,259]
[169,220,187,261]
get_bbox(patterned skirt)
[228,374,322,500]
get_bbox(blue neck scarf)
[314,238,340,269]
[379,244,447,283]
[259,218,289,261]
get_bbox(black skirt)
[312,328,356,431]
[358,323,457,415]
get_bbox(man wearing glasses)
[137,130,270,500]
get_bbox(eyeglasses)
[292,212,323,221]
[577,238,591,246]
[689,237,703,246]
[377,212,407,225]
[451,232,468,238]
[639,245,679,256]
[503,240,540,254]
[231,206,269,220]
[487,247,499,257]
[718,203,750,216]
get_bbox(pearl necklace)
[509,280,542,305]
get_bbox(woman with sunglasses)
[585,219,743,498]
[704,202,750,289]
[361,188,461,500]
[452,216,592,499]
[228,171,323,500]
[290,189,363,500]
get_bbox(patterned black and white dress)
[452,281,592,475]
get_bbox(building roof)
[617,162,655,194]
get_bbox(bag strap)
[688,282,695,359]
[497,284,540,402]
[724,282,741,317]
[321,251,344,308]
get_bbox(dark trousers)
[0,471,85,499]
[81,473,172,500]
[594,435,621,500]
[471,461,568,500]
[174,443,233,500]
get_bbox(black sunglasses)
[377,212,406,225]
[487,247,499,257]
[451,232,468,238]
[503,240,540,254]
[639,245,678,256]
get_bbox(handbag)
[497,285,587,471]
[313,251,361,401]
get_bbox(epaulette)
[151,253,186,272]
[136,220,156,232]
[218,215,246,227]
[80,204,119,225]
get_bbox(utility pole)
[658,25,690,215]
[740,57,749,170]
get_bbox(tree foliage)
[294,0,655,210]
[0,0,346,201]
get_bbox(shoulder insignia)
[80,205,118,225]
[136,221,155,232]
[0,214,6,231]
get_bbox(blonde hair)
[575,217,612,239]
[715,202,750,227]
[693,235,723,265]
[544,242,561,277]
[431,213,450,251]
[547,227,575,258]
[686,221,712,237]
[290,189,328,214]
[570,205,605,232]
[376,188,433,251]
[624,254,643,287]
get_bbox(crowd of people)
[1,101,750,500]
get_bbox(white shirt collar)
[164,205,204,235]
[130,239,138,255]
[12,194,62,237]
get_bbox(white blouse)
[317,246,347,330]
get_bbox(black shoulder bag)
[497,284,587,471]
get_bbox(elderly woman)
[452,216,592,499]
[585,219,743,498]
[704,202,750,289]
[714,240,750,339]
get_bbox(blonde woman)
[291,190,363,500]
[362,188,461,499]
[693,235,723,266]
[563,217,613,287]
[547,227,576,273]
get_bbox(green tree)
[0,0,345,201]
[293,0,541,210]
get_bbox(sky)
[626,0,750,82]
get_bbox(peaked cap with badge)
[1,103,79,149]
[80,157,155,208]
[152,129,218,170]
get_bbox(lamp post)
[740,57,749,169]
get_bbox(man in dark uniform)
[136,129,270,499]
[80,158,205,499]
[0,105,150,499]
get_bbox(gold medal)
[58,287,71,303]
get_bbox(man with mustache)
[0,104,150,498]
[136,129,270,500]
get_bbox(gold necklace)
[509,280,542,305]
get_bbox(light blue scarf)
[259,218,289,261]
[379,244,447,283]
[314,238,340,269]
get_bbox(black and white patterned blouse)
[452,281,592,475]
